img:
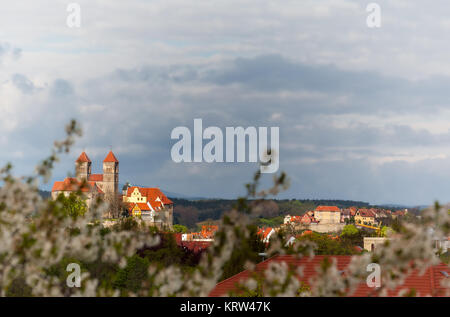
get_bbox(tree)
[55,193,87,219]
[104,194,127,219]
[173,224,189,233]
[380,226,393,237]
[219,224,267,281]
[341,224,359,237]
[297,232,357,255]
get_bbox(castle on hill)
[51,151,173,228]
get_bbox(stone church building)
[51,151,173,228]
[51,151,118,206]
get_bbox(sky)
[2,0,450,205]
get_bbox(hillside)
[171,198,372,229]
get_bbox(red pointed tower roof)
[103,151,118,163]
[76,152,91,163]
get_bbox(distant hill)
[172,198,373,229]
[39,190,51,199]
[38,186,424,229]
[118,183,206,200]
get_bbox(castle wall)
[315,211,341,224]
[287,222,345,233]
[364,237,389,251]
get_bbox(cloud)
[11,74,35,94]
[51,79,74,97]
[4,1,450,205]
[0,42,21,63]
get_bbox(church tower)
[75,152,92,181]
[102,151,119,199]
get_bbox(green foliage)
[297,232,358,255]
[54,193,87,219]
[141,233,202,269]
[112,217,140,231]
[254,216,284,228]
[381,226,394,237]
[173,198,371,228]
[172,224,189,233]
[5,277,32,297]
[341,224,359,237]
[113,255,150,294]
[219,224,267,281]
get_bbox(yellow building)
[355,209,376,225]
[123,186,174,229]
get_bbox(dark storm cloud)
[204,55,450,116]
[206,55,400,93]
[9,54,450,205]
[292,123,450,148]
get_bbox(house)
[433,237,449,253]
[201,225,219,239]
[301,214,318,224]
[174,234,211,253]
[283,215,301,224]
[123,186,174,229]
[341,209,351,222]
[209,255,450,297]
[183,225,219,241]
[355,209,376,225]
[314,206,341,224]
[284,214,318,226]
[257,227,276,243]
[392,209,408,219]
[373,209,389,219]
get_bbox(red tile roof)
[127,202,153,212]
[201,225,219,239]
[290,216,302,223]
[88,174,103,182]
[257,227,274,240]
[125,186,174,209]
[51,177,103,194]
[76,152,91,163]
[358,210,376,217]
[103,151,119,163]
[209,255,450,297]
[315,206,340,212]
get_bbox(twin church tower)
[52,151,119,202]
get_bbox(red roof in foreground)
[76,152,91,163]
[209,255,450,297]
[103,151,119,163]
[315,206,340,212]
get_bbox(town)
[48,151,450,297]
